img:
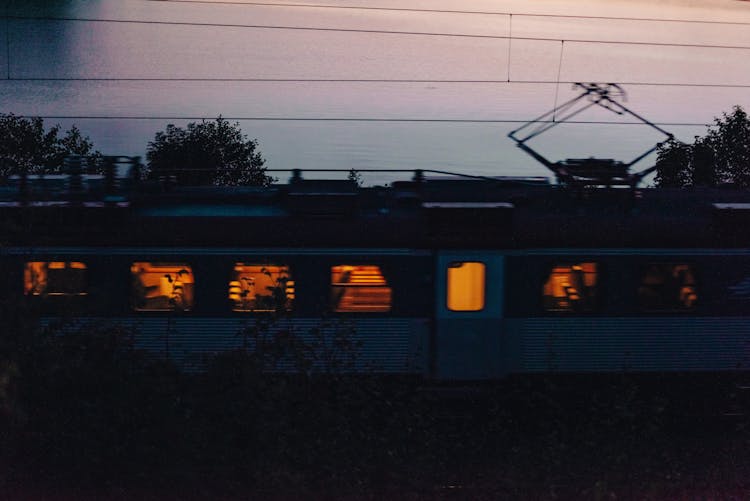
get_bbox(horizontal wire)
[4,77,750,89]
[6,15,503,39]
[144,0,750,27]
[5,15,750,50]
[25,116,711,126]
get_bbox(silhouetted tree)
[0,114,98,181]
[654,106,750,188]
[146,116,273,186]
[347,168,363,187]
[653,138,692,188]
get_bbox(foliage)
[2,278,749,496]
[0,114,99,181]
[654,106,750,188]
[1,309,749,497]
[146,116,273,186]
[347,168,363,187]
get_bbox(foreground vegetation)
[1,311,749,499]
[655,105,750,188]
[0,113,270,187]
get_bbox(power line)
[506,14,513,82]
[144,0,750,27]
[5,77,750,89]
[7,15,501,39]
[4,15,9,80]
[27,116,712,126]
[551,41,565,117]
[6,15,750,50]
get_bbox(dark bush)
[1,307,749,498]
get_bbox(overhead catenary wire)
[27,116,714,126]
[4,77,750,89]
[3,10,745,128]
[551,41,565,121]
[5,15,750,50]
[143,0,750,27]
[507,14,513,83]
[4,14,750,89]
[4,15,8,80]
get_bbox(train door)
[434,252,505,380]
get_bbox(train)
[2,158,750,379]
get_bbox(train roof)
[1,169,750,249]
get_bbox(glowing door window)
[447,262,485,311]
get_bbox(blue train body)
[2,162,750,379]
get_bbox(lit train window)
[131,262,194,312]
[230,264,294,312]
[638,263,697,311]
[331,265,392,312]
[24,261,87,296]
[542,262,598,312]
[447,262,485,311]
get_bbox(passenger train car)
[2,160,750,379]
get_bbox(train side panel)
[3,247,432,376]
[434,252,505,380]
[504,250,750,374]
[505,317,750,373]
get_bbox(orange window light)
[542,262,598,312]
[331,265,392,312]
[638,263,697,311]
[131,262,194,311]
[447,262,485,311]
[24,261,88,296]
[230,264,293,312]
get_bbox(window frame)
[330,264,393,313]
[229,263,295,313]
[541,260,602,314]
[23,261,89,298]
[130,261,196,313]
[636,261,699,314]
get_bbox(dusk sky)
[3,0,750,184]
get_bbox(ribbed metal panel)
[510,318,750,372]
[41,317,427,374]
